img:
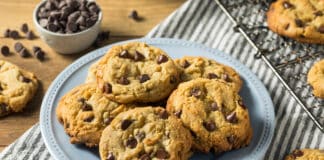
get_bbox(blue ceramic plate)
[40,38,275,160]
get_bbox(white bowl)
[33,1,102,54]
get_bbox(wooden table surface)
[0,0,185,152]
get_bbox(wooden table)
[0,0,185,151]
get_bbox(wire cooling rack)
[215,0,324,132]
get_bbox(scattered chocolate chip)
[139,74,150,83]
[126,137,137,149]
[190,87,201,98]
[136,132,145,141]
[292,150,303,157]
[238,100,246,109]
[159,110,169,119]
[81,103,92,111]
[106,152,115,160]
[117,76,130,85]
[14,42,24,52]
[227,135,235,144]
[295,19,304,27]
[318,26,324,33]
[174,110,182,118]
[314,11,323,17]
[9,30,19,39]
[119,50,132,59]
[203,121,216,131]
[26,31,35,40]
[104,117,114,125]
[19,48,30,58]
[121,119,132,130]
[170,75,177,84]
[155,148,170,159]
[207,73,218,79]
[210,102,218,111]
[84,115,94,122]
[1,46,10,56]
[103,83,112,94]
[128,10,140,21]
[21,23,29,33]
[19,76,31,83]
[35,50,45,61]
[139,153,150,160]
[157,55,168,64]
[226,112,238,123]
[4,29,10,38]
[134,51,145,61]
[181,60,190,68]
[282,1,293,9]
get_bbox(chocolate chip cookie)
[56,83,132,147]
[0,60,38,117]
[166,78,252,153]
[99,107,192,160]
[285,149,324,160]
[307,59,324,98]
[95,42,180,103]
[267,0,324,44]
[175,56,242,92]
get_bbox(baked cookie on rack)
[175,56,242,92]
[166,78,252,153]
[95,42,180,103]
[56,83,132,147]
[267,0,324,44]
[99,107,192,160]
[0,60,38,117]
[285,149,324,160]
[307,59,324,98]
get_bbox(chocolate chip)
[134,51,145,61]
[181,60,190,68]
[45,1,56,10]
[106,152,115,160]
[103,83,112,94]
[157,55,168,64]
[14,42,24,52]
[35,50,45,61]
[139,153,150,160]
[159,110,169,119]
[39,19,49,28]
[155,148,170,159]
[207,73,218,79]
[170,75,177,84]
[282,1,293,9]
[136,132,145,141]
[88,4,100,13]
[84,115,94,122]
[238,100,246,109]
[81,103,92,111]
[26,31,35,40]
[19,76,31,83]
[139,74,150,83]
[1,46,10,56]
[314,11,323,17]
[295,19,304,27]
[76,16,86,26]
[117,76,130,85]
[226,112,238,123]
[67,22,78,32]
[203,121,216,131]
[19,48,30,57]
[85,16,97,27]
[227,135,235,144]
[190,130,197,138]
[174,110,182,118]
[121,119,132,130]
[47,23,59,32]
[210,102,218,111]
[318,26,324,34]
[104,117,114,125]
[128,10,140,21]
[4,29,10,38]
[292,150,303,157]
[21,23,29,33]
[78,97,86,103]
[119,50,132,59]
[9,30,19,39]
[190,87,201,98]
[126,137,137,149]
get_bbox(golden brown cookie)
[166,78,252,153]
[0,60,38,117]
[175,56,242,92]
[99,107,192,160]
[56,83,132,147]
[267,0,324,44]
[85,61,99,83]
[307,59,324,98]
[285,149,324,160]
[95,42,180,103]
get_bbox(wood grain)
[0,0,184,152]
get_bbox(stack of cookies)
[56,42,253,160]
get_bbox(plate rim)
[40,38,275,160]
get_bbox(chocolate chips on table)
[9,30,20,39]
[21,23,29,33]
[1,46,10,56]
[128,10,143,21]
[37,0,101,34]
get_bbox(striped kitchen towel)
[0,0,323,159]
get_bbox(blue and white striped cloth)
[1,0,323,159]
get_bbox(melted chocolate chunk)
[139,74,150,83]
[104,117,114,125]
[155,148,170,159]
[84,115,94,122]
[119,50,132,59]
[295,19,304,27]
[169,75,177,84]
[210,102,218,111]
[159,110,169,119]
[126,137,137,149]
[226,112,238,123]
[103,83,112,94]
[81,103,92,111]
[314,11,323,17]
[139,153,150,160]
[121,119,132,130]
[181,60,190,68]
[318,26,324,33]
[136,132,146,141]
[157,55,168,64]
[292,150,303,157]
[106,152,115,160]
[174,110,182,118]
[227,135,235,144]
[190,87,201,98]
[117,76,130,85]
[134,51,145,61]
[203,121,216,131]
[207,73,218,79]
[282,1,293,9]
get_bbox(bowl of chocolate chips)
[33,0,102,54]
